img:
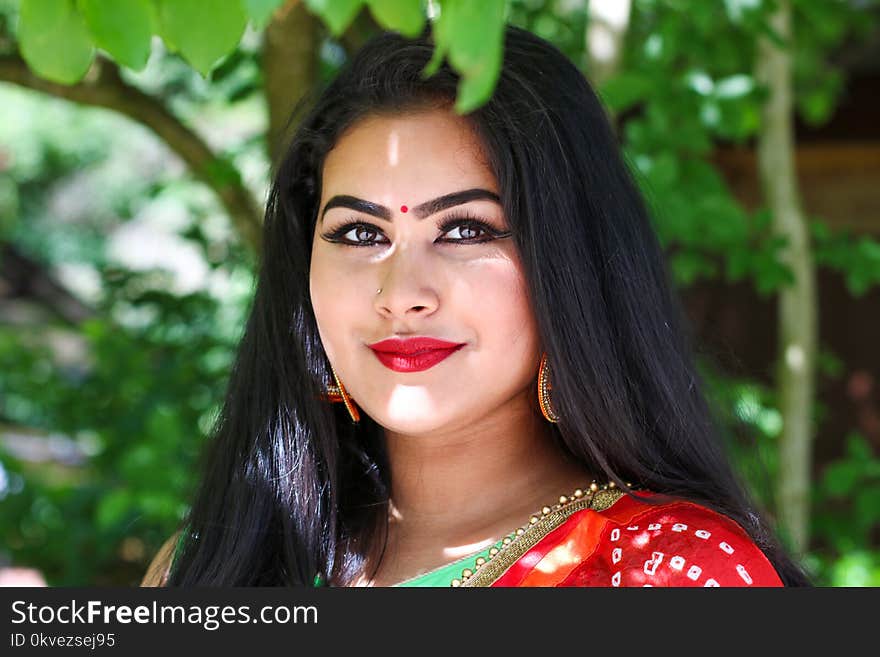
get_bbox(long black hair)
[167,24,810,586]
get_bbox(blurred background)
[0,0,877,586]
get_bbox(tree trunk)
[263,0,321,167]
[755,0,817,554]
[262,1,382,165]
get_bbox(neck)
[382,389,593,542]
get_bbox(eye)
[343,224,388,245]
[436,213,512,245]
[321,222,390,247]
[441,223,486,241]
[320,212,511,248]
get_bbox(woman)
[142,24,810,587]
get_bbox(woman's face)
[310,108,542,435]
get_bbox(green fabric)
[170,524,505,587]
[393,538,506,587]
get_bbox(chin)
[377,416,442,435]
[372,408,459,435]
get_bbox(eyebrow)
[320,188,502,223]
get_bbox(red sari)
[457,490,783,587]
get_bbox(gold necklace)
[451,479,631,587]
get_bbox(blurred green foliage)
[0,0,878,585]
[0,57,257,583]
[0,273,252,584]
[598,0,880,296]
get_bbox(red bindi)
[400,205,408,213]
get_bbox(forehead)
[320,110,496,201]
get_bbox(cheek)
[466,258,539,351]
[309,246,359,358]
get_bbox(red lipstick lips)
[367,337,466,373]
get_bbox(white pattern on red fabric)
[643,551,664,576]
[557,499,785,587]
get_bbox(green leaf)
[454,41,502,114]
[421,38,447,78]
[96,489,134,530]
[203,157,242,188]
[715,74,754,99]
[366,0,425,37]
[77,0,155,71]
[444,0,506,76]
[419,0,507,112]
[816,347,844,379]
[304,0,364,37]
[242,0,285,28]
[671,251,717,285]
[686,70,714,96]
[810,219,831,242]
[724,0,763,23]
[0,177,20,239]
[699,99,721,129]
[646,151,679,189]
[857,237,880,262]
[599,73,654,112]
[725,247,752,282]
[18,0,95,84]
[800,86,835,126]
[854,487,880,528]
[846,433,874,462]
[822,461,862,498]
[756,408,783,438]
[444,0,507,113]
[156,0,247,76]
[421,0,453,79]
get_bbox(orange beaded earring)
[323,365,360,424]
[538,352,559,423]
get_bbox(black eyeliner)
[320,211,512,247]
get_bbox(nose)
[373,246,440,320]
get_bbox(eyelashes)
[320,211,513,248]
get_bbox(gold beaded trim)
[455,481,629,587]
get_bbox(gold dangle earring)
[538,352,559,423]
[325,365,360,424]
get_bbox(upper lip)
[367,336,466,355]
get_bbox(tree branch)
[1,241,94,325]
[0,54,263,253]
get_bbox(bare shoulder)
[140,531,181,587]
